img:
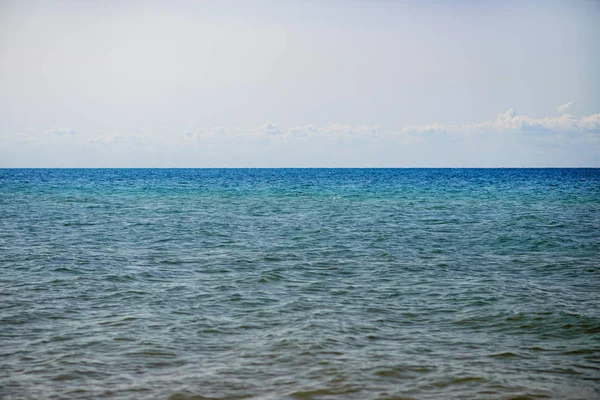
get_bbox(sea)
[1,168,599,400]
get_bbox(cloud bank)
[45,127,76,136]
[402,108,600,136]
[1,106,599,167]
[260,122,282,135]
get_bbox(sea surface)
[1,168,599,400]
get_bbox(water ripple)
[1,169,599,399]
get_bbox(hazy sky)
[1,0,599,167]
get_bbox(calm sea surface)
[1,169,599,399]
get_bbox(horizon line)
[2,167,599,170]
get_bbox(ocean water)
[1,168,599,400]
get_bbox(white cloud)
[401,122,448,135]
[288,125,317,137]
[579,114,600,133]
[7,127,79,146]
[260,122,281,135]
[3,111,598,167]
[403,108,600,136]
[558,101,574,114]
[183,124,259,142]
[88,132,146,145]
[324,123,380,136]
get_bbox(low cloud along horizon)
[3,105,599,167]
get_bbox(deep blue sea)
[1,169,599,399]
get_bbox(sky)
[0,0,599,167]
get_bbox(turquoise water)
[1,168,599,399]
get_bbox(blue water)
[1,169,599,399]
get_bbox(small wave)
[375,365,433,378]
[289,387,361,399]
[169,393,219,400]
[62,222,98,227]
[563,348,597,355]
[432,376,487,388]
[258,271,286,283]
[489,351,523,358]
[104,273,137,282]
[52,374,79,382]
[52,267,83,274]
[98,316,139,326]
[127,349,178,358]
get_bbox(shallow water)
[1,168,599,399]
